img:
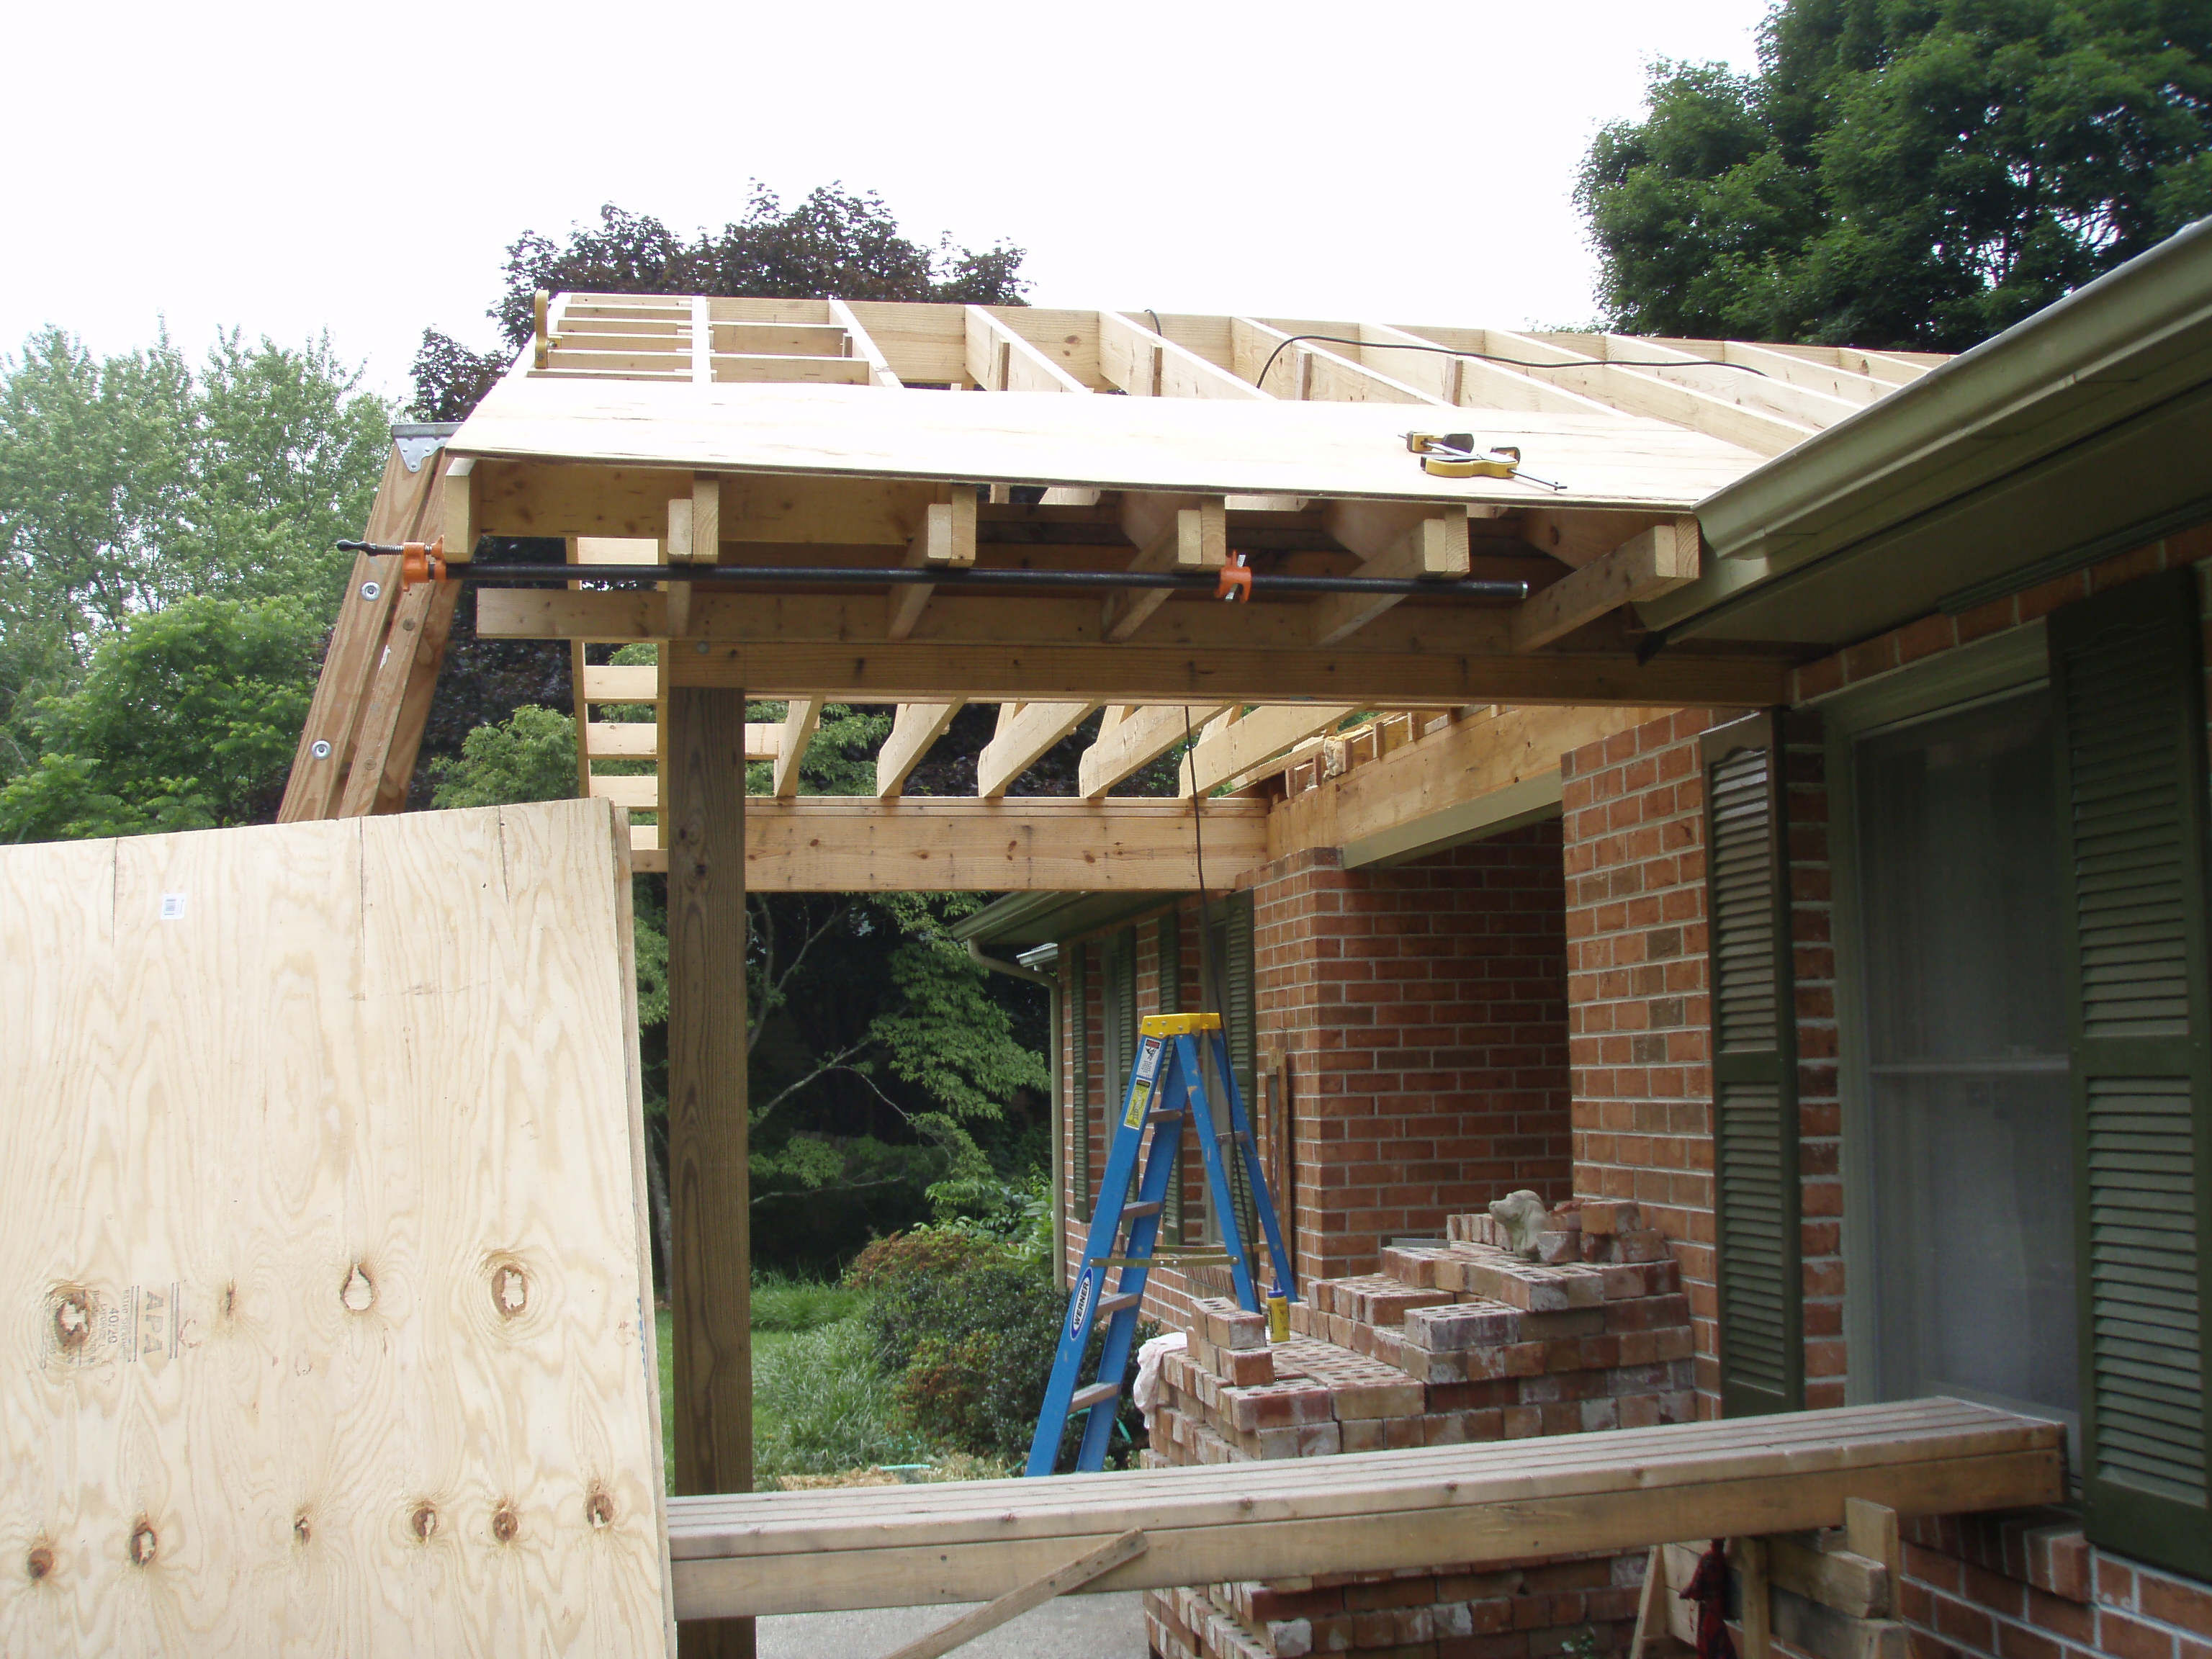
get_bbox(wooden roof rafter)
[287,292,1948,877]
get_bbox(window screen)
[1853,690,2077,1428]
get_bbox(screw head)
[310,739,333,760]
[360,580,381,601]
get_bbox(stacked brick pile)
[1138,1200,1694,1658]
[1145,1555,1652,1659]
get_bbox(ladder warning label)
[1136,1036,1162,1081]
[1124,1039,1163,1128]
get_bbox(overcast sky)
[1,0,1769,403]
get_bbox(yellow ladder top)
[1141,1012,1223,1035]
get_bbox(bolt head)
[310,739,333,760]
[360,580,381,601]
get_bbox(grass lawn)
[655,1274,929,1492]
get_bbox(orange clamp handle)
[1215,553,1251,603]
[400,538,447,587]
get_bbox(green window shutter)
[1070,941,1089,1210]
[1210,892,1260,1249]
[1702,711,1804,1417]
[2052,567,2212,1579]
[1159,912,1184,1241]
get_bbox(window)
[1850,691,2078,1429]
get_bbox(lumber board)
[1079,702,1231,798]
[1511,516,1701,651]
[772,697,822,799]
[976,698,1100,798]
[663,1400,2059,1619]
[0,801,672,1655]
[1310,502,1471,646]
[1184,706,1358,794]
[1282,703,1668,863]
[1233,317,1449,408]
[450,376,1757,513]
[740,796,1267,891]
[649,636,1786,709]
[1101,493,1224,642]
[664,689,754,1655]
[1099,312,1268,402]
[279,442,433,821]
[881,1530,1148,1659]
[875,700,963,798]
[1640,338,1890,405]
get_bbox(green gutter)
[1646,215,2212,634]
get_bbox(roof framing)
[288,290,1943,862]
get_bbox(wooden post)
[666,683,754,1659]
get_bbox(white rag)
[1130,1329,1188,1420]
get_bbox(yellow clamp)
[1405,432,1523,480]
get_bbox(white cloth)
[1130,1330,1188,1419]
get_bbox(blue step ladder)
[1025,1011,1297,1475]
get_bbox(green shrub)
[866,1251,1154,1471]
[843,1227,1003,1292]
[751,1270,863,1333]
[753,1318,929,1483]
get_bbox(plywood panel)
[452,376,1755,511]
[0,800,672,1657]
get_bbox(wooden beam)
[887,491,979,640]
[1395,325,1815,457]
[976,699,1102,798]
[1183,705,1358,796]
[827,298,904,390]
[772,697,821,799]
[1511,517,1701,650]
[1356,320,1629,419]
[876,699,963,798]
[664,1399,2063,1619]
[584,662,661,702]
[883,1531,1148,1659]
[1278,703,1669,865]
[1102,494,1226,642]
[1313,502,1471,646]
[737,797,1277,889]
[281,443,440,821]
[1588,335,1862,429]
[1229,317,1452,405]
[966,306,1093,395]
[665,685,754,1659]
[1078,702,1231,799]
[483,585,1531,658]
[1642,337,1890,405]
[1098,312,1268,401]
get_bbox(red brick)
[2104,1610,2180,1659]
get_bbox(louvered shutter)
[1702,711,1804,1417]
[1214,893,1261,1250]
[2051,568,2212,1578]
[1069,941,1089,1209]
[1159,912,1184,1241]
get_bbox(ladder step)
[1069,1382,1120,1414]
[1095,1291,1143,1317]
[1146,1109,1185,1125]
[1122,1200,1164,1219]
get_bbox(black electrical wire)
[1251,333,1769,395]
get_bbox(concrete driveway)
[756,1591,1150,1658]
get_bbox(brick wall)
[1056,823,1574,1328]
[1560,529,2212,1659]
[1251,824,1571,1283]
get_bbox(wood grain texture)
[662,1400,2061,1619]
[663,688,754,1659]
[0,801,672,1656]
[450,376,1755,511]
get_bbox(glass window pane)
[1854,691,2077,1423]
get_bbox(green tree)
[1578,0,2212,349]
[0,326,392,809]
[425,700,1051,1274]
[410,186,1031,420]
[0,595,322,840]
